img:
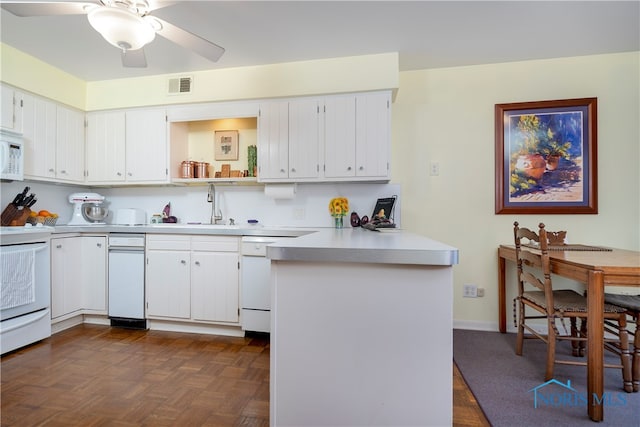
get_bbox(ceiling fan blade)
[152,17,225,63]
[0,1,100,17]
[122,48,147,68]
[146,1,177,12]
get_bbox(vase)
[334,216,344,229]
[514,154,546,180]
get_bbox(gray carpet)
[453,329,640,427]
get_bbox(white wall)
[391,51,640,330]
[0,180,400,229]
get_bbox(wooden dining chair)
[513,221,634,392]
[603,293,640,392]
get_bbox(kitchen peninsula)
[267,228,459,426]
[1,223,458,425]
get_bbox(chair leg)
[571,317,581,357]
[617,315,633,393]
[515,299,525,356]
[633,312,640,392]
[579,318,587,357]
[545,317,556,381]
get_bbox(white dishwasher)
[241,236,291,333]
[108,234,146,329]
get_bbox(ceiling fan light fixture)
[87,6,155,51]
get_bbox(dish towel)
[1,248,35,310]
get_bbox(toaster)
[114,208,146,225]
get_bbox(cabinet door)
[355,92,390,178]
[146,250,190,319]
[22,92,57,179]
[51,237,83,319]
[55,105,85,183]
[324,95,356,178]
[81,236,107,312]
[288,98,320,179]
[1,85,21,132]
[191,251,239,323]
[257,101,289,179]
[86,111,126,183]
[125,109,168,182]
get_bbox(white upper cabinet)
[1,84,23,133]
[86,108,168,184]
[258,100,289,180]
[55,105,85,182]
[323,95,356,178]
[258,91,390,183]
[125,109,168,182]
[86,111,126,183]
[22,93,56,180]
[324,91,390,180]
[354,91,391,179]
[21,91,85,184]
[288,98,320,180]
[258,98,321,181]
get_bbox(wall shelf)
[170,177,260,186]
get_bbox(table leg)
[498,251,506,333]
[587,270,604,422]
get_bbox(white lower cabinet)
[51,235,107,320]
[146,235,240,324]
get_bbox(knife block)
[1,204,31,226]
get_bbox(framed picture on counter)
[214,130,239,161]
[495,97,598,214]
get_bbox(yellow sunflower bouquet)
[329,197,349,228]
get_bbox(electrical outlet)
[463,284,477,298]
[430,161,440,176]
[477,288,485,297]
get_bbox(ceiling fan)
[1,0,225,68]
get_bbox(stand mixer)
[68,193,109,225]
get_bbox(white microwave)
[0,130,24,181]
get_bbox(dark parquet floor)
[1,324,488,426]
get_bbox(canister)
[194,162,210,178]
[181,161,195,178]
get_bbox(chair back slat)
[514,221,553,314]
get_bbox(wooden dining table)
[497,245,640,422]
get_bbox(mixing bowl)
[82,204,109,222]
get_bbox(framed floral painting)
[495,98,598,214]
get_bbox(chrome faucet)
[207,183,223,224]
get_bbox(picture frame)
[214,130,239,161]
[495,98,598,214]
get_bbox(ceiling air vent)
[168,76,193,95]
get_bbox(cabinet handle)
[97,243,102,248]
[128,172,133,177]
[60,170,67,174]
[56,244,62,249]
[291,168,296,173]
[117,172,122,176]
[49,168,55,173]
[181,260,186,264]
[195,261,200,266]
[359,166,364,171]
[280,168,285,173]
[347,166,352,171]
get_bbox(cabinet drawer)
[191,236,239,252]
[146,234,190,250]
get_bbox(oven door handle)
[1,309,49,333]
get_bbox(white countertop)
[1,224,459,266]
[267,227,459,266]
